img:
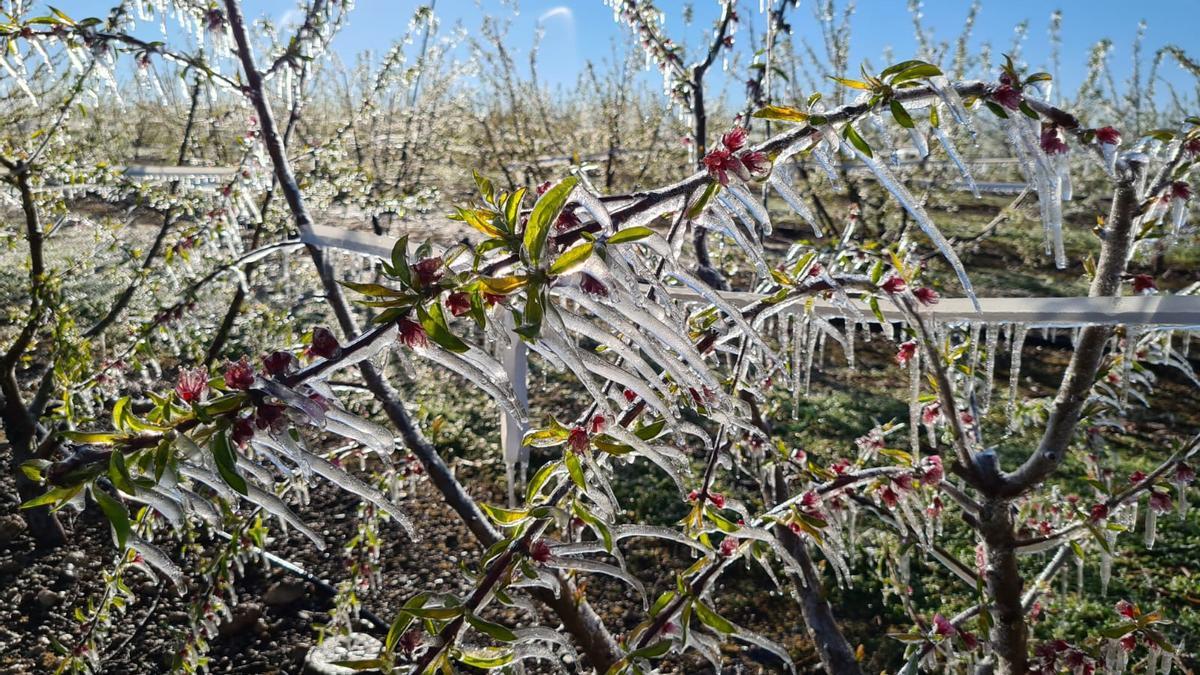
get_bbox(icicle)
[928,76,976,140]
[127,534,186,592]
[572,185,612,234]
[768,172,823,237]
[1160,644,1178,674]
[1099,529,1116,596]
[1006,323,1028,430]
[811,144,840,184]
[867,112,901,166]
[1170,197,1189,233]
[727,183,773,237]
[1057,154,1073,201]
[544,556,647,608]
[846,321,856,371]
[122,486,185,527]
[301,450,416,538]
[909,350,922,458]
[1120,327,1140,410]
[907,125,930,160]
[931,124,980,197]
[1144,501,1157,549]
[411,345,526,424]
[847,143,981,310]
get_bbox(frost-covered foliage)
[3,1,1200,675]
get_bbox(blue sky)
[45,1,1197,101]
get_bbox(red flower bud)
[262,351,295,376]
[718,536,739,556]
[231,417,255,446]
[721,126,748,152]
[445,292,472,317]
[880,274,907,294]
[1040,127,1069,155]
[175,367,208,404]
[992,84,1022,110]
[580,273,609,297]
[412,257,443,287]
[255,403,286,431]
[739,150,771,178]
[529,539,552,563]
[1149,490,1172,514]
[913,286,940,306]
[1094,126,1121,145]
[223,357,255,390]
[397,319,429,348]
[568,427,589,453]
[1131,274,1157,294]
[307,327,341,359]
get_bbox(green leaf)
[19,459,48,482]
[686,181,721,219]
[573,500,613,553]
[880,59,929,78]
[108,450,137,495]
[211,431,248,495]
[466,614,517,642]
[564,450,586,490]
[112,396,130,431]
[473,169,496,205]
[592,434,635,456]
[406,604,466,620]
[525,460,560,502]
[20,485,81,510]
[549,242,593,275]
[751,105,810,123]
[524,176,578,265]
[60,430,124,445]
[93,488,131,549]
[503,188,525,232]
[418,303,469,353]
[842,124,873,157]
[692,600,735,634]
[515,286,544,339]
[868,295,886,325]
[454,646,513,669]
[1098,622,1137,639]
[633,418,667,441]
[1018,100,1040,120]
[479,502,530,526]
[337,280,406,297]
[984,101,1009,119]
[388,235,411,284]
[649,590,676,617]
[329,659,385,671]
[830,76,872,91]
[626,639,671,660]
[889,100,915,128]
[890,63,942,84]
[452,207,505,238]
[607,226,655,245]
